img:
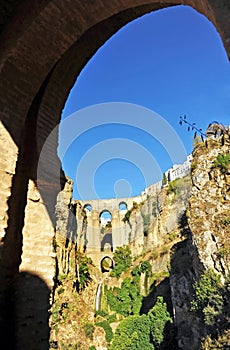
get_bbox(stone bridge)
[79,195,146,267]
[0,0,229,348]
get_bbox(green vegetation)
[149,296,172,347]
[162,172,167,186]
[110,245,132,278]
[122,210,131,223]
[105,277,142,317]
[151,270,170,284]
[190,160,198,171]
[122,201,139,223]
[140,260,152,277]
[191,270,230,347]
[109,296,172,350]
[57,287,64,295]
[83,322,95,340]
[59,341,80,350]
[191,269,222,323]
[213,153,230,174]
[215,245,230,259]
[220,217,230,227]
[58,273,67,283]
[166,179,178,195]
[96,320,113,343]
[76,255,93,290]
[166,176,191,197]
[191,269,227,327]
[109,314,154,350]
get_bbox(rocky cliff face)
[170,134,230,349]
[188,136,230,276]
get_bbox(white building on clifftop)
[142,154,193,196]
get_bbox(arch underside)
[0,0,229,347]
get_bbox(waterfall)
[95,283,102,311]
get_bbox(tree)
[109,314,154,350]
[148,296,172,347]
[110,245,132,278]
[105,277,142,317]
[191,269,223,327]
[162,172,167,186]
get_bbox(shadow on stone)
[13,271,50,350]
[140,277,172,315]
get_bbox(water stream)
[95,282,102,312]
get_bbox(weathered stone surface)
[188,136,230,276]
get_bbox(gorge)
[51,131,230,349]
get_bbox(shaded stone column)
[86,210,101,254]
[14,180,56,350]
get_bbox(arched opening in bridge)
[84,204,92,212]
[99,210,113,252]
[101,256,114,273]
[119,202,128,211]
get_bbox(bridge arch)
[101,256,114,273]
[119,202,128,211]
[84,204,92,212]
[99,210,112,225]
[99,210,113,251]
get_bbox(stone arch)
[0,1,228,231]
[119,201,128,211]
[99,210,112,226]
[99,210,113,251]
[2,1,226,237]
[101,256,114,272]
[84,204,92,212]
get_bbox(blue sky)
[59,5,230,200]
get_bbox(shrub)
[96,320,113,343]
[191,269,223,326]
[220,217,230,227]
[140,261,152,277]
[57,287,65,295]
[131,266,141,277]
[58,273,67,283]
[122,210,131,223]
[77,255,92,290]
[105,277,142,317]
[148,296,172,347]
[83,322,95,340]
[109,314,154,350]
[191,161,198,171]
[110,245,132,278]
[162,172,167,186]
[216,245,230,259]
[166,180,178,195]
[213,153,230,174]
[95,309,107,317]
